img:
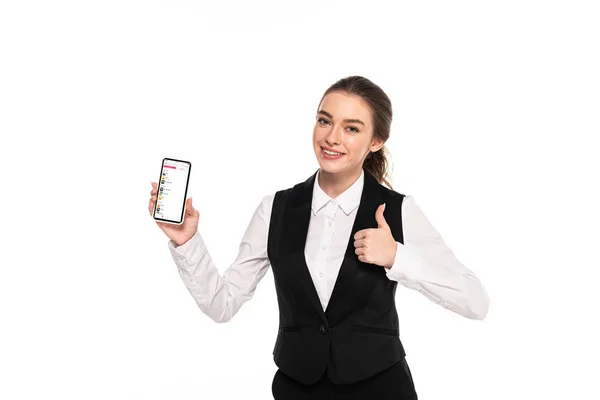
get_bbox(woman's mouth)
[321,147,345,160]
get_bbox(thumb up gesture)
[353,203,398,269]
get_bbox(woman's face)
[313,91,384,177]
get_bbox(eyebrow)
[317,110,365,126]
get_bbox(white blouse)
[167,169,490,323]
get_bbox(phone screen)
[153,158,192,225]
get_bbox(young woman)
[148,76,489,399]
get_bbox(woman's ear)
[371,137,385,152]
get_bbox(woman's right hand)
[148,182,199,246]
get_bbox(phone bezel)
[153,157,192,225]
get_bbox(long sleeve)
[385,195,490,320]
[167,194,274,323]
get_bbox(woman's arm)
[385,195,490,320]
[167,194,275,323]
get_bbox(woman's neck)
[317,167,362,199]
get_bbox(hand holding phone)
[148,158,198,246]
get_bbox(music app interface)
[155,159,190,222]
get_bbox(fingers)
[149,182,157,216]
[353,229,368,240]
[185,198,199,217]
[354,234,371,246]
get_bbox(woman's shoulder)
[379,183,411,203]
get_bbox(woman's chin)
[318,162,344,174]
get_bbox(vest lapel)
[285,167,384,321]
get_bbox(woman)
[148,76,489,399]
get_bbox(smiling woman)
[313,76,394,196]
[151,75,489,400]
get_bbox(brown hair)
[318,76,394,190]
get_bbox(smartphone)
[152,157,192,225]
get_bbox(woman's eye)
[347,126,359,133]
[318,118,330,125]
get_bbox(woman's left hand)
[353,203,398,269]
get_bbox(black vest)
[267,167,407,385]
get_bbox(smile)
[321,148,345,159]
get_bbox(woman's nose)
[325,126,343,145]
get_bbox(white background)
[1,1,599,399]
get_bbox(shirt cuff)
[385,241,426,282]
[167,231,204,264]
